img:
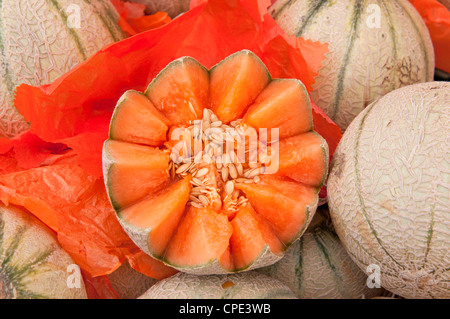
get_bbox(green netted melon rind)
[0,205,87,299]
[327,82,450,299]
[138,271,297,299]
[270,0,434,130]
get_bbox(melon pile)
[1,0,448,301]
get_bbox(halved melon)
[103,50,329,274]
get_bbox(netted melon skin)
[258,212,383,299]
[327,82,450,299]
[0,0,125,138]
[0,205,87,299]
[139,271,298,299]
[270,0,434,130]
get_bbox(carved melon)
[270,0,435,130]
[0,0,125,138]
[138,271,297,299]
[258,207,383,299]
[0,205,87,299]
[327,82,450,299]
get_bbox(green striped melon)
[0,205,87,299]
[327,82,450,299]
[257,207,383,299]
[130,0,190,18]
[0,0,125,138]
[107,260,158,299]
[270,0,435,130]
[138,271,297,299]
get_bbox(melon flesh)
[276,132,328,187]
[119,177,191,257]
[110,90,170,146]
[145,56,209,125]
[230,204,284,271]
[164,206,233,269]
[0,0,125,138]
[243,79,313,139]
[327,82,450,299]
[236,175,319,245]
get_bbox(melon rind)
[0,0,125,138]
[270,0,435,130]
[138,271,297,299]
[258,209,383,299]
[0,205,88,299]
[327,82,450,299]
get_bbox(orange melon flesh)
[104,140,170,210]
[230,204,284,270]
[164,206,232,268]
[276,132,327,187]
[145,57,209,125]
[236,175,317,245]
[243,79,313,139]
[109,90,170,146]
[218,245,234,271]
[119,176,192,257]
[210,51,270,123]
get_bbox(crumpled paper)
[409,0,450,73]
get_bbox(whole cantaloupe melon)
[327,82,449,299]
[0,205,87,299]
[138,271,297,299]
[258,207,384,299]
[0,0,125,138]
[270,0,434,130]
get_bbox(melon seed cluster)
[167,108,275,210]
